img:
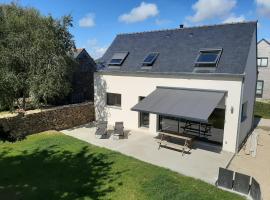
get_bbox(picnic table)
[157,132,196,155]
[181,120,212,137]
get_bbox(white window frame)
[256,80,264,98]
[257,57,268,67]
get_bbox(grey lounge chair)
[95,121,108,139]
[113,122,124,139]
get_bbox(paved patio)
[61,123,233,184]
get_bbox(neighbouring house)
[69,48,96,103]
[256,39,270,99]
[94,22,257,153]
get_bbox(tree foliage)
[0,3,76,110]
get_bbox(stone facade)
[0,102,95,136]
[257,39,270,99]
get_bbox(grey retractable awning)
[131,87,225,122]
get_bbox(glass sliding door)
[158,115,180,133]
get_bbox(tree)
[0,3,76,110]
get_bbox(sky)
[1,0,270,59]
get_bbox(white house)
[94,22,257,153]
[257,39,270,99]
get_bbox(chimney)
[179,24,184,28]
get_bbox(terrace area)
[62,123,233,184]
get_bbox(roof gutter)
[96,70,245,80]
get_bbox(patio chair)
[113,122,124,139]
[95,121,108,139]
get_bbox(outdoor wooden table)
[157,132,196,156]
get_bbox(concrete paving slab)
[229,128,270,200]
[62,123,233,184]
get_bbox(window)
[257,57,268,67]
[195,49,222,67]
[241,102,248,122]
[138,96,149,128]
[256,80,264,98]
[109,52,129,66]
[106,93,121,107]
[142,52,159,66]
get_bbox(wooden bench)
[157,132,196,156]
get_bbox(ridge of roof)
[258,38,270,45]
[117,21,257,36]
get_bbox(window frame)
[257,57,268,67]
[256,80,264,98]
[142,52,159,66]
[106,92,121,107]
[195,48,223,67]
[108,52,129,66]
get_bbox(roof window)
[109,52,129,66]
[195,49,222,67]
[142,52,159,66]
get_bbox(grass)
[0,131,244,200]
[254,101,270,119]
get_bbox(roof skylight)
[142,52,159,66]
[109,52,129,66]
[195,49,222,67]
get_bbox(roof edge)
[117,21,258,36]
[96,70,245,79]
[258,38,270,45]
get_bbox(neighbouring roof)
[98,21,257,75]
[258,38,270,46]
[73,48,85,58]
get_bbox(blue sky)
[1,0,270,58]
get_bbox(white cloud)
[187,0,236,22]
[256,0,270,17]
[223,14,245,23]
[119,2,159,23]
[79,13,95,27]
[85,39,107,59]
[155,19,171,26]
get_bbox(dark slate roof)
[99,21,256,75]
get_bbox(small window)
[241,102,248,122]
[142,52,159,66]
[106,93,121,107]
[257,57,268,67]
[256,80,264,98]
[195,49,222,67]
[109,52,129,66]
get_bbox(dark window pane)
[106,93,121,106]
[143,52,158,65]
[241,102,248,122]
[110,59,123,64]
[197,52,219,63]
[140,112,149,127]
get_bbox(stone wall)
[0,102,95,136]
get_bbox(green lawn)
[254,101,270,119]
[0,132,244,200]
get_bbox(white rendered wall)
[94,74,242,153]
